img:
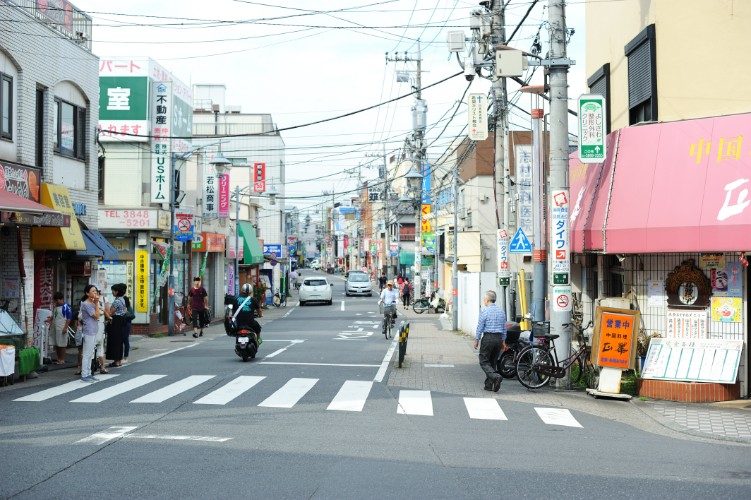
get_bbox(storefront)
[570,112,750,400]
[237,221,264,295]
[192,232,226,316]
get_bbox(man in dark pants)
[473,290,507,392]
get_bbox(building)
[572,0,751,400]
[0,1,108,354]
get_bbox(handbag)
[125,305,136,321]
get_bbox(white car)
[299,277,333,306]
[309,259,321,270]
[345,272,372,296]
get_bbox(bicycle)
[515,320,595,390]
[272,291,287,308]
[379,302,396,339]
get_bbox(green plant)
[637,330,661,357]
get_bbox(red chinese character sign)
[253,162,266,193]
[591,307,639,370]
[218,174,230,218]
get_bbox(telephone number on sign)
[121,210,150,218]
[123,218,149,227]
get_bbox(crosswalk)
[12,374,584,427]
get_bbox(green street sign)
[99,76,149,120]
[553,273,569,285]
[499,277,510,286]
[578,94,606,164]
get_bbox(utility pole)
[451,158,459,331]
[548,0,573,389]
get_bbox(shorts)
[192,310,206,328]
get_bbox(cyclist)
[378,280,399,334]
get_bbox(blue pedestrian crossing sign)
[509,227,532,253]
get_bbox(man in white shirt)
[379,281,399,334]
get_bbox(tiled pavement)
[642,400,751,443]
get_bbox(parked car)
[310,259,321,270]
[345,272,372,296]
[299,277,333,306]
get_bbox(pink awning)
[570,112,751,253]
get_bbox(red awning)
[570,112,751,253]
[0,188,69,227]
[0,189,62,215]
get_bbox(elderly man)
[473,290,507,392]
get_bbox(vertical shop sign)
[550,190,570,281]
[497,229,510,281]
[218,174,230,218]
[150,81,172,203]
[515,145,534,236]
[135,249,149,313]
[468,93,488,141]
[203,164,217,216]
[578,94,606,163]
[126,261,134,299]
[253,162,266,193]
[593,308,638,370]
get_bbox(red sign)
[194,232,226,253]
[218,174,230,218]
[253,162,266,193]
[556,294,569,309]
[0,161,42,201]
[555,250,566,260]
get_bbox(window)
[0,72,12,140]
[587,63,611,134]
[36,88,45,166]
[54,98,87,160]
[625,24,657,125]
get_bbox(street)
[1,276,749,499]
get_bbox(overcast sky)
[73,0,586,217]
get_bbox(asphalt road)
[1,274,749,499]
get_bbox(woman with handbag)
[105,283,128,368]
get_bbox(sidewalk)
[387,307,751,444]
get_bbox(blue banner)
[421,162,431,204]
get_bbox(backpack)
[402,283,411,295]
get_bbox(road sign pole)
[531,108,546,323]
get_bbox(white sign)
[496,229,510,276]
[150,81,172,203]
[468,93,488,141]
[515,144,533,236]
[550,190,570,274]
[98,209,169,230]
[552,285,572,312]
[665,309,708,339]
[642,338,743,384]
[647,279,665,308]
[99,120,150,143]
[203,164,217,216]
[578,94,607,163]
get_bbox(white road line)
[340,301,345,311]
[76,426,138,445]
[282,307,296,318]
[14,375,120,402]
[262,339,307,342]
[263,339,304,359]
[258,377,318,408]
[130,375,215,403]
[424,364,455,368]
[327,380,373,412]
[463,398,508,420]
[397,390,433,416]
[374,339,397,382]
[194,376,265,405]
[260,361,379,367]
[70,375,166,403]
[132,343,199,364]
[125,434,231,443]
[534,407,583,428]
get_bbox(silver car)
[345,272,372,296]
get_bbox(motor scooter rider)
[231,283,262,343]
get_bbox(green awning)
[399,250,415,266]
[237,221,264,265]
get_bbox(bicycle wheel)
[516,346,553,389]
[498,350,517,379]
[572,353,598,389]
[412,299,428,314]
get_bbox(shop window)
[53,98,87,160]
[1,72,12,140]
[625,24,657,125]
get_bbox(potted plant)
[636,330,661,371]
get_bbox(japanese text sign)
[550,189,570,277]
[665,309,708,339]
[578,94,607,163]
[203,164,217,216]
[496,229,509,276]
[253,162,266,193]
[592,307,639,370]
[135,249,149,313]
[150,81,171,203]
[468,93,488,141]
[218,174,230,218]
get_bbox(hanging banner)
[218,174,230,218]
[135,249,149,313]
[468,93,488,141]
[150,81,172,203]
[203,164,217,216]
[550,190,570,279]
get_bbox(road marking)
[463,398,508,420]
[282,307,296,318]
[194,376,265,405]
[76,426,138,445]
[374,339,397,382]
[125,434,232,443]
[261,361,379,367]
[397,390,433,416]
[261,339,307,342]
[534,407,583,428]
[340,301,345,311]
[424,364,455,368]
[70,375,166,403]
[130,375,215,403]
[132,343,199,364]
[327,380,373,412]
[263,339,305,359]
[259,377,318,408]
[14,375,120,402]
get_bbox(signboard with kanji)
[578,94,606,163]
[203,165,217,216]
[468,93,488,141]
[642,338,743,384]
[591,307,639,370]
[550,189,570,280]
[99,76,149,142]
[253,162,266,193]
[150,81,171,203]
[135,249,149,313]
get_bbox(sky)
[72,0,587,219]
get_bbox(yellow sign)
[135,249,149,313]
[711,297,742,323]
[421,219,432,232]
[30,184,85,250]
[421,204,431,218]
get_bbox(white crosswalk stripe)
[397,390,433,416]
[131,375,215,403]
[327,380,373,412]
[193,376,265,405]
[259,378,318,408]
[535,407,583,428]
[463,397,508,420]
[70,375,166,403]
[14,375,120,402]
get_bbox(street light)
[167,148,230,336]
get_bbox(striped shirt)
[475,303,507,341]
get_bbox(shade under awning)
[236,221,264,265]
[0,189,68,226]
[76,230,120,260]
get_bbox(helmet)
[241,283,252,295]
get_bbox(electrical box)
[447,31,465,53]
[495,49,525,77]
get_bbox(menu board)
[641,338,743,384]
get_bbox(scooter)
[234,324,259,362]
[497,322,533,379]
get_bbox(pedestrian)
[188,276,209,338]
[79,284,101,382]
[473,290,507,392]
[378,273,387,291]
[94,288,109,374]
[105,284,127,368]
[47,291,72,365]
[401,278,411,309]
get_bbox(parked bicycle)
[412,292,446,314]
[515,320,595,390]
